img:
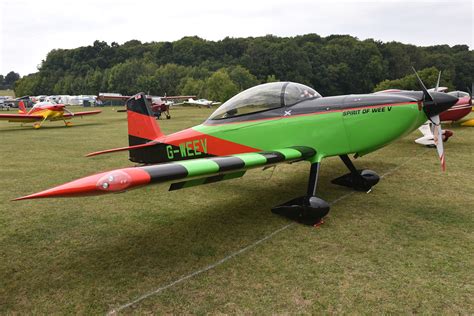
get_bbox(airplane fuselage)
[25,103,66,120]
[148,93,426,164]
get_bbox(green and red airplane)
[15,72,458,225]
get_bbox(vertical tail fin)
[126,93,164,145]
[126,93,165,163]
[18,101,27,114]
[86,93,170,164]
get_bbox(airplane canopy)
[447,91,469,98]
[32,101,52,108]
[209,82,321,120]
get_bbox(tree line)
[14,35,473,100]
[0,71,20,90]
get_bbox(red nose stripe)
[13,168,151,200]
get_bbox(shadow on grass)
[0,122,103,134]
[43,160,399,295]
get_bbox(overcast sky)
[1,0,472,76]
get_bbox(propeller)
[412,67,433,103]
[412,67,457,171]
[63,106,75,116]
[435,71,441,92]
[430,114,445,171]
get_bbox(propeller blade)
[435,71,441,92]
[430,115,446,171]
[412,67,433,102]
[64,107,75,116]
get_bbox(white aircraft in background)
[181,98,221,108]
[415,121,453,147]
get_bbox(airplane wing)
[15,146,316,200]
[167,146,314,191]
[0,113,43,123]
[63,110,102,118]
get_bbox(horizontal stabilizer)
[86,141,160,157]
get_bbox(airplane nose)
[423,92,458,117]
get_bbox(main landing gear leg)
[34,117,48,129]
[272,162,330,226]
[331,155,380,192]
[63,119,73,127]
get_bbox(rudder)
[126,93,164,146]
[126,93,168,164]
[18,101,27,114]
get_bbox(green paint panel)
[275,148,303,160]
[178,159,220,178]
[343,103,423,155]
[195,111,350,159]
[195,102,429,160]
[232,153,268,168]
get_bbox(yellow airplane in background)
[0,101,101,129]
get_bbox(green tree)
[266,74,278,83]
[108,60,157,95]
[179,77,207,97]
[14,74,41,96]
[4,71,20,88]
[206,69,239,102]
[13,35,473,97]
[373,67,450,91]
[228,65,259,90]
[152,64,189,95]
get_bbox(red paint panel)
[440,97,472,122]
[14,168,151,200]
[18,101,27,113]
[127,110,163,140]
[0,113,43,121]
[440,107,471,121]
[162,128,260,156]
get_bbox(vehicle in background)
[0,97,10,110]
[3,96,33,108]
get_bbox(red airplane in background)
[98,94,196,119]
[0,101,101,129]
[438,90,472,122]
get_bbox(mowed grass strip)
[0,89,15,97]
[0,108,472,314]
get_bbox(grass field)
[0,89,15,97]
[0,106,473,314]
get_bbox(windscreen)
[209,82,320,120]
